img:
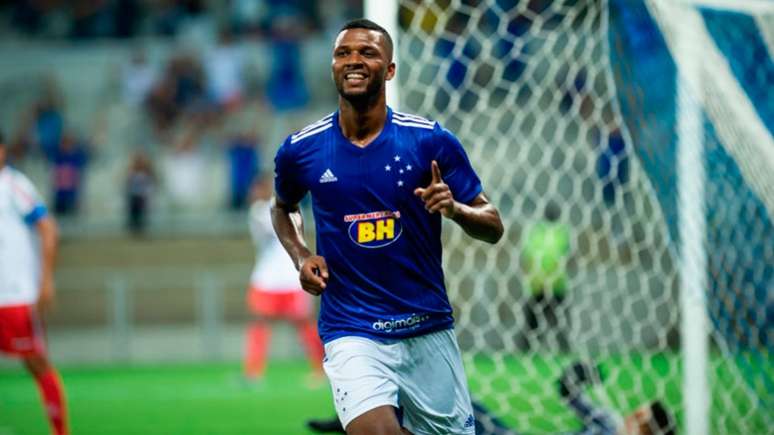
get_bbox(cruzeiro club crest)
[344,210,403,248]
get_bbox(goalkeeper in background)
[554,362,676,435]
[475,362,676,435]
[520,200,572,351]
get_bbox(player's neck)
[338,95,387,148]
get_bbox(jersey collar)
[333,107,393,154]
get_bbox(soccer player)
[557,362,676,435]
[272,18,504,435]
[469,362,676,435]
[520,201,572,351]
[0,131,68,435]
[243,175,324,381]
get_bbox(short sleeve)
[10,172,48,225]
[273,138,308,205]
[432,125,483,204]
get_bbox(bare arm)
[414,161,504,244]
[35,215,59,313]
[270,196,328,295]
[450,192,504,244]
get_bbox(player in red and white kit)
[0,132,68,435]
[243,175,324,381]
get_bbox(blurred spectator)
[266,39,309,112]
[26,78,65,162]
[169,52,206,112]
[113,0,142,38]
[3,0,324,40]
[597,125,629,206]
[228,0,263,35]
[126,151,156,236]
[264,5,311,113]
[51,132,89,216]
[225,132,259,210]
[205,29,245,112]
[145,74,179,134]
[559,71,629,206]
[163,126,207,209]
[259,0,321,35]
[339,0,363,22]
[145,52,208,135]
[10,0,52,36]
[69,0,114,40]
[122,48,158,107]
[152,0,206,37]
[263,4,313,146]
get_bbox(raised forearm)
[451,195,504,244]
[270,197,313,270]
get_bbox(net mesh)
[395,0,773,433]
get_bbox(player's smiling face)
[332,28,395,101]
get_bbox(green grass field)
[1,353,770,434]
[468,352,772,434]
[0,361,332,435]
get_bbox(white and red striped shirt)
[0,166,47,306]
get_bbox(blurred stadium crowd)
[0,0,635,239]
[0,0,361,236]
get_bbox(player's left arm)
[415,160,503,244]
[35,215,59,314]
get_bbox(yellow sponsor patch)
[345,211,403,248]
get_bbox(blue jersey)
[274,108,483,343]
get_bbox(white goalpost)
[649,1,774,433]
[657,3,711,433]
[364,0,401,109]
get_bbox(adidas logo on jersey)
[319,169,338,183]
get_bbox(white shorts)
[323,329,475,435]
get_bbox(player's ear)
[385,62,396,81]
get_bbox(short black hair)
[339,18,393,60]
[649,401,676,435]
[0,129,4,145]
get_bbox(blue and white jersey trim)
[291,113,334,144]
[392,111,435,130]
[23,205,48,225]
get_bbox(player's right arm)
[271,138,327,296]
[270,196,328,295]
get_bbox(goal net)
[390,0,773,433]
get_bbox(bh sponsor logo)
[345,210,403,248]
[372,313,431,333]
